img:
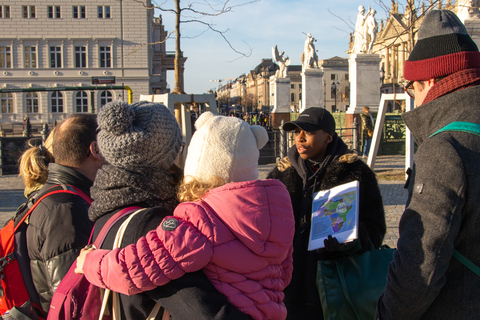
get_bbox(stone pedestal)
[347,53,381,115]
[464,18,480,49]
[269,77,291,128]
[301,68,324,112]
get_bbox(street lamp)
[331,81,340,112]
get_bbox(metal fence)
[259,118,361,164]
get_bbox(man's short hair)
[53,114,97,167]
[363,106,370,112]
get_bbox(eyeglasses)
[404,81,415,98]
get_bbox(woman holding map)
[267,107,386,320]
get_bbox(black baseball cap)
[283,107,335,135]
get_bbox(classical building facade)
[216,56,350,115]
[0,0,180,124]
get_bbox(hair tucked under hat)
[404,9,480,81]
[97,100,182,170]
[184,112,268,184]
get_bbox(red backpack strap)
[91,206,143,248]
[12,188,88,234]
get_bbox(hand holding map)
[308,180,359,251]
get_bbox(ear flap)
[250,125,269,149]
[195,111,215,130]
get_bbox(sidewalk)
[0,155,407,248]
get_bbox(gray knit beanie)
[97,100,182,170]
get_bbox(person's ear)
[88,141,102,161]
[326,133,333,144]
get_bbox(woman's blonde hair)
[19,127,56,190]
[177,175,227,203]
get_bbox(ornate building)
[0,0,182,124]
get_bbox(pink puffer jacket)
[83,179,294,320]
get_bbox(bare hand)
[75,246,95,274]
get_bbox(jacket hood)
[403,85,480,145]
[200,179,294,257]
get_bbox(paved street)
[0,155,407,248]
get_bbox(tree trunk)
[172,0,185,94]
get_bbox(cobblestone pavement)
[0,155,407,248]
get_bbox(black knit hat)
[283,107,335,136]
[404,10,480,81]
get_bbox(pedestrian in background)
[376,10,480,320]
[360,106,374,158]
[267,107,385,319]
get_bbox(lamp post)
[380,66,385,94]
[331,81,340,112]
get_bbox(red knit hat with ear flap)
[404,9,480,81]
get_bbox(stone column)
[269,76,291,129]
[346,53,382,128]
[301,68,324,112]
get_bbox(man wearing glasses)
[376,10,480,320]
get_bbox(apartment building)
[0,1,178,124]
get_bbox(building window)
[1,93,13,113]
[0,47,11,68]
[51,91,63,113]
[75,46,86,68]
[0,6,10,18]
[345,73,349,81]
[299,93,302,101]
[331,90,336,99]
[26,92,39,113]
[331,74,336,80]
[291,93,295,102]
[50,46,62,68]
[24,46,37,68]
[291,84,295,89]
[76,91,88,113]
[73,6,86,19]
[299,84,302,90]
[23,6,36,18]
[100,91,112,107]
[98,6,111,19]
[48,6,61,19]
[99,46,111,68]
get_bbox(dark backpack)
[0,185,92,319]
[47,206,142,320]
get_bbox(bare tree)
[137,0,258,94]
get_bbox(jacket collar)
[402,85,480,146]
[46,163,93,196]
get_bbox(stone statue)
[300,33,319,71]
[366,9,378,53]
[457,0,480,23]
[352,5,369,53]
[272,45,290,78]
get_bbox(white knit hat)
[184,112,268,183]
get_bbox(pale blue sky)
[157,0,391,94]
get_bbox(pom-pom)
[250,125,269,149]
[98,100,135,135]
[194,111,215,130]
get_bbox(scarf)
[423,68,480,105]
[88,165,181,222]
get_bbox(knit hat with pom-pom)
[184,112,269,183]
[97,100,182,170]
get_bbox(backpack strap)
[429,122,480,276]
[453,250,480,277]
[13,186,93,234]
[430,121,480,137]
[90,206,143,247]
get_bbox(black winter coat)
[267,136,386,320]
[27,163,94,312]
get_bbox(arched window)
[99,90,112,108]
[51,91,63,113]
[26,92,38,113]
[1,93,13,113]
[76,91,88,113]
[291,93,295,102]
